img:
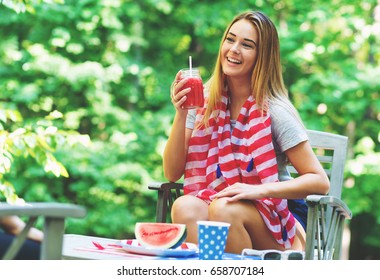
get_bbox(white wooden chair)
[148,129,352,260]
[0,202,86,260]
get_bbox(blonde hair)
[201,11,301,126]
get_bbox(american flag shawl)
[184,92,296,248]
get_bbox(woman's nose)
[230,43,240,54]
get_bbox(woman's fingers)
[171,78,190,108]
[211,187,240,199]
[210,184,261,202]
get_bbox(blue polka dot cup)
[197,221,231,260]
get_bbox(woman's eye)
[243,43,254,49]
[225,37,234,43]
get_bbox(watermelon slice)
[134,222,187,249]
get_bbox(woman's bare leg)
[208,198,306,254]
[171,195,208,244]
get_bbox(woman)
[163,11,329,254]
[0,216,43,259]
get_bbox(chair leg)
[324,208,339,260]
[305,204,318,260]
[155,190,169,223]
[41,217,65,260]
[333,215,345,260]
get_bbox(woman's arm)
[269,140,330,198]
[211,140,330,201]
[0,215,44,242]
[163,71,193,182]
[163,114,193,182]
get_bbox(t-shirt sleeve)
[270,102,308,152]
[186,109,196,129]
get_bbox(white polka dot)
[211,230,216,235]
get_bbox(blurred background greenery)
[0,0,379,259]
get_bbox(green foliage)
[0,108,90,203]
[1,0,379,256]
[344,136,380,249]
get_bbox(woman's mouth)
[227,57,242,64]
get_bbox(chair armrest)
[0,202,86,260]
[306,195,352,219]
[0,202,86,218]
[148,181,184,191]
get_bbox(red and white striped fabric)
[184,93,296,248]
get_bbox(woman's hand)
[27,227,44,243]
[170,71,190,110]
[210,183,266,202]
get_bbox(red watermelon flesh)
[135,222,187,249]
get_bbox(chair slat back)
[287,130,348,199]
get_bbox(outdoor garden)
[0,0,379,259]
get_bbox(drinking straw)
[189,56,192,76]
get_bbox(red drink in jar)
[180,68,204,109]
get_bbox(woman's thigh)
[208,198,306,253]
[171,195,208,243]
[208,198,277,252]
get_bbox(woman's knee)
[171,195,208,222]
[208,199,264,227]
[208,198,245,222]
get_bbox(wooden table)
[62,234,161,260]
[62,234,244,260]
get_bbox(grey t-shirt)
[185,101,308,181]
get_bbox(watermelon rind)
[135,223,187,249]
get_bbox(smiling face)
[221,19,259,83]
